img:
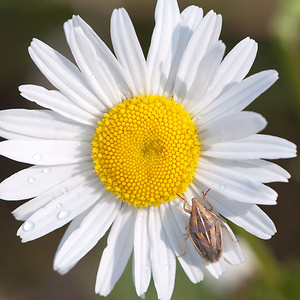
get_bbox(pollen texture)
[92,95,200,208]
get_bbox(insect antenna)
[177,193,186,202]
[201,189,213,211]
[202,188,210,198]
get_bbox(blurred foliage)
[0,0,71,94]
[273,0,300,115]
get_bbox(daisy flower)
[0,0,296,299]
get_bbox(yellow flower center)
[92,94,200,208]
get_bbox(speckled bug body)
[178,190,223,262]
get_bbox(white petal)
[199,157,290,183]
[69,29,120,108]
[29,39,104,115]
[182,41,225,110]
[161,202,204,283]
[17,175,102,242]
[0,109,94,141]
[221,203,276,240]
[173,10,221,102]
[149,206,176,300]
[54,193,121,273]
[218,202,276,240]
[204,257,226,279]
[95,204,136,296]
[224,203,276,240]
[133,209,151,297]
[111,8,148,95]
[181,6,203,30]
[19,85,99,126]
[189,183,276,239]
[199,111,267,144]
[54,208,90,274]
[221,223,245,266]
[0,128,38,140]
[205,37,258,104]
[63,19,72,44]
[195,157,277,205]
[0,140,91,165]
[198,70,279,127]
[12,168,95,221]
[202,134,297,160]
[69,16,133,104]
[147,0,180,95]
[0,161,92,201]
[209,12,222,46]
[58,263,77,275]
[240,159,291,183]
[163,5,203,96]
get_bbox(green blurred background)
[0,0,299,299]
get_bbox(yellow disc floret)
[92,94,200,208]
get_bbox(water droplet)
[165,264,170,270]
[28,177,35,184]
[219,184,226,190]
[23,221,35,232]
[57,210,70,220]
[32,153,43,161]
[42,168,51,174]
[90,73,95,79]
[56,202,63,209]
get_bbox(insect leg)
[220,223,239,243]
[177,193,191,213]
[177,233,190,257]
[201,189,214,211]
[183,202,191,214]
[218,214,227,224]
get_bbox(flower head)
[0,0,296,299]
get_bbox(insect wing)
[188,219,222,262]
[192,201,215,233]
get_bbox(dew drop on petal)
[23,221,35,232]
[90,73,95,79]
[56,202,63,209]
[219,184,226,190]
[42,168,51,174]
[28,177,35,184]
[57,210,70,220]
[32,153,43,161]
